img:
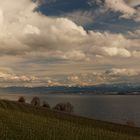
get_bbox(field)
[0,100,140,140]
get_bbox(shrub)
[18,96,25,103]
[42,101,50,109]
[31,97,40,107]
[53,102,74,113]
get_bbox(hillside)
[0,100,140,140]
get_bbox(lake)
[0,93,140,127]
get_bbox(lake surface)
[0,93,140,127]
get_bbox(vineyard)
[0,100,140,140]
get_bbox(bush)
[18,96,25,103]
[53,102,74,113]
[42,101,50,109]
[31,97,40,107]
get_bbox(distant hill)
[0,99,140,140]
[0,83,140,95]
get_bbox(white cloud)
[105,0,136,18]
[0,10,3,25]
[103,47,131,57]
[62,50,88,61]
[65,68,140,86]
[132,51,140,58]
[23,24,40,35]
[91,0,140,21]
[128,29,140,38]
[0,70,38,82]
[0,0,139,86]
[105,68,140,76]
[125,0,140,7]
[0,0,139,60]
[0,67,139,86]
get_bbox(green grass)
[0,100,140,140]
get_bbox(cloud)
[105,68,140,77]
[125,0,140,7]
[61,10,94,26]
[62,50,88,61]
[0,70,38,83]
[102,47,131,57]
[128,29,140,38]
[132,50,140,58]
[23,24,41,35]
[0,0,139,86]
[90,0,140,21]
[105,0,136,18]
[0,0,139,61]
[64,68,140,86]
[0,67,139,86]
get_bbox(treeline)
[18,96,74,113]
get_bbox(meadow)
[0,99,140,140]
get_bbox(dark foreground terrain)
[0,100,140,140]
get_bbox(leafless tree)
[31,97,40,107]
[53,102,74,113]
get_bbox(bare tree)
[18,96,26,103]
[31,97,40,107]
[42,101,50,109]
[53,102,74,113]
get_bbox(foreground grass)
[0,100,140,140]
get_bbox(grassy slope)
[0,100,140,140]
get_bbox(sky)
[0,0,140,87]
